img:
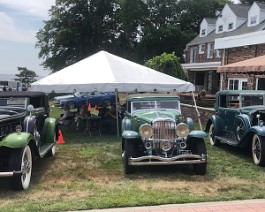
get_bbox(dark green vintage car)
[205,90,265,166]
[0,91,57,190]
[121,93,207,175]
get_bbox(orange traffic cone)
[87,103,91,111]
[57,130,65,144]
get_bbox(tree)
[15,67,38,84]
[239,0,265,5]
[144,52,188,80]
[177,0,229,32]
[36,0,229,72]
[36,0,120,72]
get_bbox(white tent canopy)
[31,51,195,93]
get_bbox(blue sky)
[0,0,55,77]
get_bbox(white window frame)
[228,78,248,90]
[201,29,206,36]
[199,44,205,54]
[190,47,197,63]
[250,15,258,25]
[216,49,221,58]
[207,43,214,58]
[218,25,223,32]
[228,22,233,31]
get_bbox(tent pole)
[115,89,119,137]
[192,92,202,130]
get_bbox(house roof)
[257,2,265,9]
[187,4,260,47]
[205,18,216,25]
[228,4,250,18]
[188,18,265,46]
[217,54,265,73]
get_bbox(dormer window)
[250,15,257,25]
[228,23,233,30]
[218,25,223,32]
[201,29,206,36]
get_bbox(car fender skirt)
[0,132,33,148]
[122,130,139,139]
[188,130,206,139]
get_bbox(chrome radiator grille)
[152,119,175,153]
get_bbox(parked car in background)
[121,93,207,175]
[205,90,265,166]
[59,91,116,109]
[0,91,57,190]
[53,91,84,106]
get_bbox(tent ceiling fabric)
[218,54,265,73]
[30,51,195,93]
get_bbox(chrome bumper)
[0,171,22,177]
[128,154,206,166]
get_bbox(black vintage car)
[205,90,265,166]
[121,93,207,175]
[0,91,57,190]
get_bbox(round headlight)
[139,124,153,139]
[176,123,189,138]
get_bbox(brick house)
[182,1,265,94]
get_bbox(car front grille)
[152,119,175,154]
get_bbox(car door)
[217,95,240,140]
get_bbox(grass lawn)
[1,105,265,212]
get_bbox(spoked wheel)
[123,139,135,174]
[193,139,207,175]
[208,124,220,146]
[252,134,265,166]
[235,117,248,141]
[9,145,32,190]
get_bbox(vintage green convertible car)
[121,93,207,175]
[205,90,265,166]
[0,91,57,190]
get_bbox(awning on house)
[217,55,265,73]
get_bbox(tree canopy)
[36,0,231,73]
[145,52,188,80]
[15,67,38,84]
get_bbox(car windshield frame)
[130,99,180,114]
[0,97,27,109]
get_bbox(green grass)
[1,105,265,211]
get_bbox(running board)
[215,136,238,146]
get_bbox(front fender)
[205,115,224,136]
[41,117,57,144]
[186,117,194,131]
[122,130,139,139]
[246,126,265,137]
[0,132,33,148]
[121,118,132,132]
[188,130,206,139]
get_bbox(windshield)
[131,100,180,114]
[241,95,264,107]
[0,97,27,109]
